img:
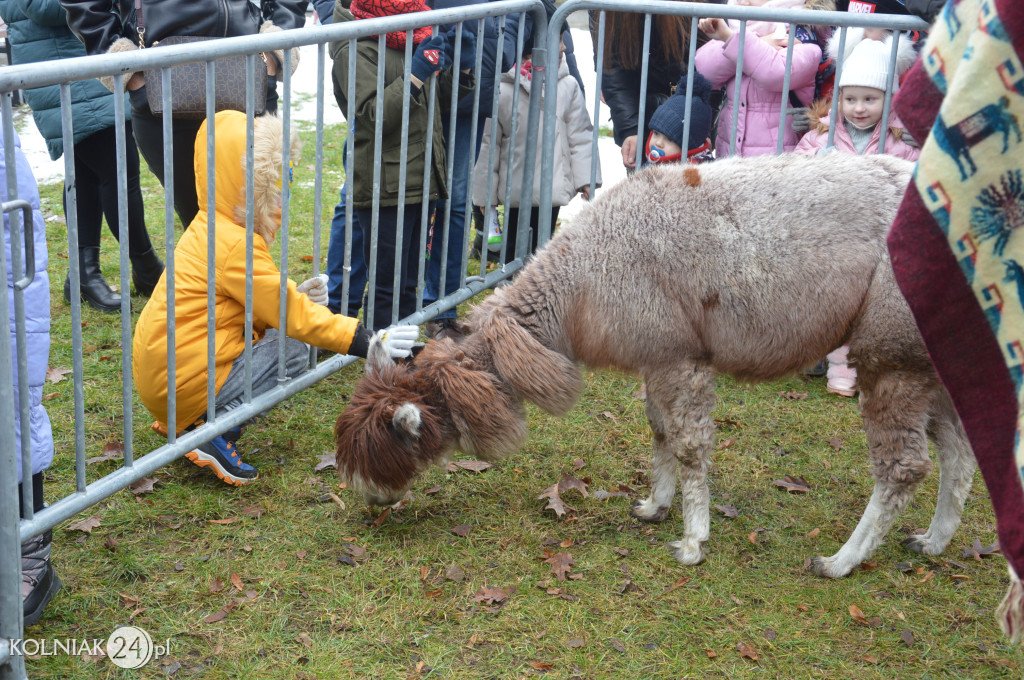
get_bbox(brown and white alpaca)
[334,153,977,577]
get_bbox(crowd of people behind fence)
[3,0,948,627]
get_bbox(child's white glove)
[297,273,329,306]
[372,324,420,359]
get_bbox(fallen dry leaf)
[706,649,718,658]
[716,437,736,450]
[565,637,584,648]
[202,601,236,623]
[715,503,739,518]
[778,390,808,400]
[806,527,820,538]
[296,633,313,649]
[474,585,509,605]
[963,538,1001,560]
[371,508,391,527]
[609,638,627,653]
[446,459,492,473]
[572,457,585,470]
[450,524,471,537]
[208,517,237,525]
[528,661,553,671]
[660,576,690,595]
[66,515,102,534]
[828,438,843,450]
[544,552,575,582]
[736,641,759,661]
[314,453,336,472]
[241,505,265,519]
[538,483,572,518]
[445,564,465,582]
[85,441,123,466]
[849,605,869,625]
[773,475,811,493]
[230,573,244,591]
[129,477,157,495]
[209,578,224,593]
[557,473,589,498]
[45,366,73,383]
[900,629,915,647]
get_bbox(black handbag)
[137,0,268,118]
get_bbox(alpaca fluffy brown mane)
[333,365,444,494]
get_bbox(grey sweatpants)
[213,329,310,421]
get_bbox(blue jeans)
[424,112,484,321]
[326,144,367,316]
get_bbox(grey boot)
[21,529,61,626]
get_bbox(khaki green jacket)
[329,8,473,209]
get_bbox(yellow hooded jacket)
[132,110,359,433]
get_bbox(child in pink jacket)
[694,0,825,157]
[794,37,920,397]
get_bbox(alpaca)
[334,153,977,577]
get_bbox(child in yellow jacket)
[132,110,418,485]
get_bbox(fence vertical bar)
[367,33,387,328]
[878,31,901,155]
[826,27,847,151]
[775,23,797,155]
[681,16,699,164]
[206,63,218,424]
[243,53,258,405]
[634,13,652,171]
[417,32,439,310]
[0,94,27,680]
[498,14,526,268]
[589,11,606,197]
[438,21,465,318]
[458,18,487,290]
[730,21,746,156]
[311,43,327,366]
[392,31,414,326]
[480,16,506,278]
[279,48,293,381]
[344,39,357,323]
[59,84,87,493]
[162,65,178,439]
[112,74,134,466]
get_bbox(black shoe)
[64,247,121,313]
[22,530,61,626]
[425,317,467,342]
[130,247,164,297]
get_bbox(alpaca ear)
[366,333,395,377]
[393,402,421,438]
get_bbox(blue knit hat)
[647,72,714,152]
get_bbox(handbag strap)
[135,0,145,47]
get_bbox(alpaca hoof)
[669,539,705,565]
[806,555,850,578]
[901,534,944,556]
[631,499,669,523]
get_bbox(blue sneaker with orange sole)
[186,431,257,486]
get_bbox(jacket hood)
[827,28,918,79]
[502,56,571,93]
[194,110,298,242]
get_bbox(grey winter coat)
[0,0,128,160]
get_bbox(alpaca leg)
[633,363,716,566]
[631,395,678,523]
[809,371,933,577]
[903,391,976,555]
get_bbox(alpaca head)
[334,334,529,506]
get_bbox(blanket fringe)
[996,565,1024,643]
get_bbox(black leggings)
[63,122,154,256]
[501,206,560,265]
[18,472,44,520]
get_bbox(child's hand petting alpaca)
[297,274,329,306]
[578,185,591,200]
[374,325,420,359]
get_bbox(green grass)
[21,119,1023,679]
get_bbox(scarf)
[349,0,434,50]
[887,0,1024,642]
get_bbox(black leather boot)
[63,247,121,313]
[130,246,164,297]
[22,529,61,626]
[63,246,121,313]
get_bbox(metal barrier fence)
[0,1,927,677]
